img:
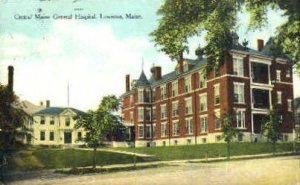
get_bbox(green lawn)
[5,148,147,171]
[116,142,295,161]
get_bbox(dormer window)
[183,63,189,72]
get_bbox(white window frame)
[277,91,282,104]
[160,104,167,119]
[233,57,244,77]
[138,125,144,138]
[288,99,292,112]
[138,88,144,103]
[172,81,178,97]
[172,101,179,117]
[130,111,134,123]
[185,97,192,114]
[236,109,246,129]
[276,70,281,81]
[200,115,208,133]
[173,121,180,136]
[185,118,193,135]
[200,93,207,111]
[214,84,220,105]
[160,85,166,100]
[185,76,192,93]
[234,82,245,104]
[214,110,221,130]
[138,107,144,121]
[199,72,207,88]
[161,122,167,137]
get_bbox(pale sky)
[0,0,299,111]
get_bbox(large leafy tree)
[261,109,282,155]
[151,0,300,70]
[0,84,30,150]
[74,95,122,169]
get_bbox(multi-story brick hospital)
[121,39,294,147]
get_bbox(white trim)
[249,57,272,65]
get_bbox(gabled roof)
[34,107,84,115]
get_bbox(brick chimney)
[257,39,264,51]
[8,66,14,92]
[125,74,130,92]
[46,100,50,107]
[150,66,162,80]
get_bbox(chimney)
[178,51,184,73]
[125,74,130,92]
[257,39,264,51]
[150,66,162,80]
[46,100,50,107]
[40,101,44,107]
[8,66,14,92]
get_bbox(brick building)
[121,39,294,147]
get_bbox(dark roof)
[136,70,149,86]
[150,57,206,86]
[34,107,84,115]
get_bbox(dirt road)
[7,156,300,185]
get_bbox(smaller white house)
[31,106,86,145]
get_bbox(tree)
[0,84,30,150]
[222,111,241,160]
[151,0,300,71]
[261,109,282,155]
[74,95,121,169]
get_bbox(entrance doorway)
[64,132,72,144]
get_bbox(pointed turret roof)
[136,70,149,86]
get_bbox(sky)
[0,0,299,111]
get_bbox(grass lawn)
[115,142,295,161]
[4,148,147,171]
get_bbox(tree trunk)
[93,147,97,169]
[272,141,276,155]
[227,141,231,160]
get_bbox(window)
[185,76,191,92]
[49,131,54,141]
[152,107,156,120]
[161,122,167,137]
[185,118,193,135]
[138,125,144,138]
[65,117,70,126]
[40,116,45,125]
[200,94,207,111]
[50,116,55,125]
[276,70,281,81]
[160,104,167,119]
[199,72,207,88]
[138,88,144,103]
[138,108,144,121]
[40,131,45,141]
[215,111,221,130]
[236,110,246,129]
[288,99,292,112]
[286,68,291,78]
[160,85,166,100]
[172,81,178,96]
[152,88,156,102]
[183,63,189,72]
[130,111,134,123]
[234,82,245,103]
[146,125,152,138]
[214,84,220,105]
[277,91,282,104]
[200,116,208,133]
[173,121,179,136]
[77,132,82,140]
[145,108,151,121]
[233,58,244,76]
[172,101,179,117]
[185,98,192,114]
